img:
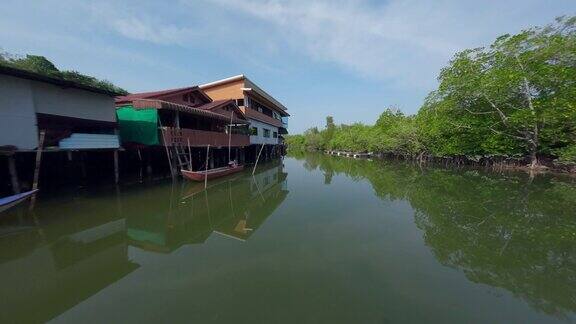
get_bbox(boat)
[0,189,38,213]
[181,165,244,182]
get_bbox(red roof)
[115,86,212,105]
[131,99,248,124]
[196,99,234,111]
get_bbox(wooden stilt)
[29,130,45,210]
[79,152,87,180]
[209,149,214,169]
[113,150,119,184]
[8,155,20,194]
[187,139,193,171]
[252,144,265,175]
[158,117,174,177]
[228,110,233,162]
[164,145,174,177]
[205,145,210,189]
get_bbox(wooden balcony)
[161,127,250,147]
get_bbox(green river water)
[0,153,575,323]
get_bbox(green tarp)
[116,105,159,145]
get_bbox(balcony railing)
[161,127,250,147]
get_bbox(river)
[1,153,575,323]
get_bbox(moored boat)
[181,165,244,182]
[0,189,38,213]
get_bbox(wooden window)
[273,132,278,138]
[250,127,258,136]
[263,129,270,138]
[237,99,244,106]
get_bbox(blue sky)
[1,0,575,133]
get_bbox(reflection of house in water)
[126,162,289,253]
[0,162,289,322]
[0,202,138,323]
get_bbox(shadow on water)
[0,160,289,323]
[292,152,576,320]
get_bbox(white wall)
[0,74,117,150]
[0,75,38,149]
[32,82,116,122]
[248,119,279,145]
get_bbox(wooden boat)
[181,165,244,182]
[0,189,38,213]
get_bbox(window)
[236,98,244,106]
[273,132,278,138]
[250,127,258,136]
[263,129,271,138]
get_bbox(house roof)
[196,99,235,111]
[197,99,247,121]
[200,75,288,113]
[0,65,123,96]
[130,99,248,124]
[115,86,213,105]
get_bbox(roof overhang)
[124,99,249,124]
[200,75,245,89]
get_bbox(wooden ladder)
[173,143,192,171]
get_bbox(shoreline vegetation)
[286,16,576,174]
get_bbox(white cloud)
[197,0,574,89]
[87,2,199,46]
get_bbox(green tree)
[424,16,576,167]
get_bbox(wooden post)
[209,149,214,169]
[113,150,119,184]
[228,110,233,162]
[7,155,20,194]
[252,144,265,175]
[79,152,87,180]
[205,145,210,189]
[158,117,174,177]
[187,139,193,171]
[29,130,45,209]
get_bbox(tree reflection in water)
[293,152,576,318]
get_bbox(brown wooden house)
[115,86,250,174]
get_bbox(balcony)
[161,127,250,147]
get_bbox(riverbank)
[291,148,576,175]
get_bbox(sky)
[1,0,575,133]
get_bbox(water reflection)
[293,152,576,319]
[0,161,289,323]
[126,161,289,252]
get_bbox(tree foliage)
[286,16,576,167]
[0,51,128,95]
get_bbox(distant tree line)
[286,16,576,169]
[0,51,128,95]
